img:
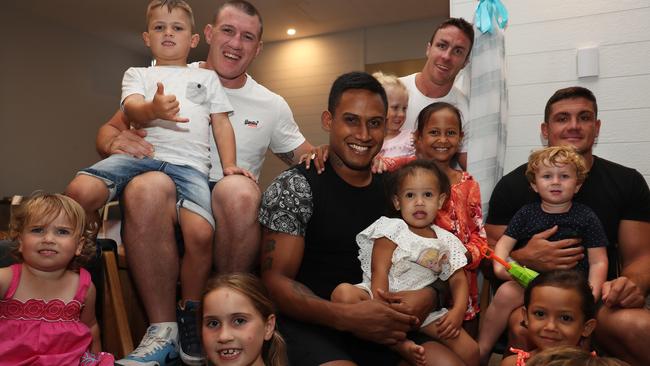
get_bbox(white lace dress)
[356,216,468,326]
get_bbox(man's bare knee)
[121,172,178,248]
[212,175,261,214]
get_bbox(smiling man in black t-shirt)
[259,72,467,366]
[486,86,650,366]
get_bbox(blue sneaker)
[177,300,205,365]
[115,324,180,366]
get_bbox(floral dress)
[435,171,487,320]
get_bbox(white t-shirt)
[188,64,306,181]
[399,73,470,153]
[121,66,232,175]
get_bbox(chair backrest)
[0,240,17,268]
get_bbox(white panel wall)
[249,19,444,188]
[451,0,650,185]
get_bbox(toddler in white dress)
[331,159,478,366]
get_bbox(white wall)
[249,18,445,188]
[451,0,650,185]
[0,6,148,197]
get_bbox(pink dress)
[379,129,415,158]
[0,264,114,366]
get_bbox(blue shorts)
[79,154,214,228]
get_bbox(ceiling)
[7,0,449,56]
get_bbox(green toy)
[480,246,539,288]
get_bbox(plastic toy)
[480,245,539,288]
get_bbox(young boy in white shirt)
[66,1,253,364]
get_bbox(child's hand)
[223,166,256,182]
[152,82,189,123]
[435,308,464,339]
[371,156,387,174]
[300,145,329,173]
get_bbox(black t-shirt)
[259,161,387,299]
[487,156,650,278]
[505,202,608,273]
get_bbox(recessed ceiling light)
[287,28,296,36]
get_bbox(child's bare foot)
[392,340,426,366]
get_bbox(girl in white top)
[331,160,478,366]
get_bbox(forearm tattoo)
[276,150,295,165]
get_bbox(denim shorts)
[79,154,214,228]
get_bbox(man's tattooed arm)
[261,237,276,272]
[275,150,295,165]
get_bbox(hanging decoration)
[475,0,509,34]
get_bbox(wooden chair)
[98,239,134,358]
[98,201,148,353]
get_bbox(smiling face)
[143,6,199,66]
[542,97,601,156]
[524,286,596,350]
[323,89,386,174]
[18,212,83,272]
[204,5,262,88]
[392,169,447,234]
[385,86,409,135]
[423,25,471,87]
[414,107,463,164]
[202,287,275,366]
[531,162,581,207]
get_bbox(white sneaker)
[115,324,180,366]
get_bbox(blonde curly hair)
[525,145,588,184]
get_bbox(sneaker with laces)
[115,324,180,366]
[177,300,205,365]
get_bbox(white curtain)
[465,0,509,212]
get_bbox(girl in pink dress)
[0,193,113,366]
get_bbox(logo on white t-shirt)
[244,119,259,128]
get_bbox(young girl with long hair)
[201,273,287,366]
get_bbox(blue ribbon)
[475,0,509,34]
